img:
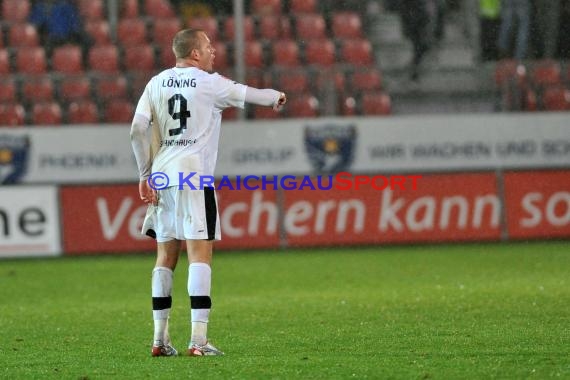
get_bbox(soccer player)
[130,29,287,357]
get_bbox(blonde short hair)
[172,29,205,59]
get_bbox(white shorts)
[142,186,221,242]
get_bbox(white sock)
[152,267,173,345]
[188,263,211,346]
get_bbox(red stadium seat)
[88,45,120,73]
[124,45,156,73]
[59,76,92,102]
[22,75,55,103]
[287,93,319,117]
[253,106,281,119]
[187,17,219,41]
[304,39,336,66]
[152,18,182,45]
[15,47,47,74]
[351,68,382,92]
[159,47,175,68]
[251,0,282,15]
[290,0,317,14]
[271,40,299,67]
[0,78,17,102]
[331,12,363,39]
[223,107,238,120]
[67,100,99,124]
[340,39,373,66]
[117,18,148,47]
[144,0,175,17]
[494,59,526,88]
[104,99,135,123]
[85,20,112,45]
[52,45,84,74]
[121,0,139,18]
[2,0,31,23]
[0,103,25,126]
[224,16,255,41]
[32,101,62,125]
[273,69,310,93]
[8,24,39,47]
[315,68,346,92]
[530,60,562,87]
[245,42,265,68]
[78,0,104,20]
[542,86,570,111]
[94,75,128,101]
[295,14,326,40]
[361,92,391,115]
[259,15,291,40]
[213,41,228,69]
[339,94,358,116]
[0,49,10,74]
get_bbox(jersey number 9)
[168,94,191,136]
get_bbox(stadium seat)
[530,60,562,87]
[94,75,128,101]
[542,86,570,111]
[2,0,31,23]
[351,68,382,92]
[295,14,327,40]
[144,0,175,17]
[213,41,228,69]
[223,107,238,120]
[159,46,175,68]
[251,0,282,15]
[0,103,25,126]
[271,40,299,67]
[361,92,391,115]
[287,93,319,117]
[0,78,17,102]
[85,20,112,45]
[245,42,265,68]
[224,16,255,41]
[67,100,99,124]
[187,17,219,41]
[304,39,336,67]
[32,101,62,125]
[273,69,310,93]
[52,45,84,74]
[253,105,281,119]
[258,15,291,40]
[88,45,120,73]
[117,18,148,47]
[314,68,346,93]
[524,88,537,111]
[152,18,182,45]
[290,0,317,14]
[58,76,92,102]
[0,49,10,74]
[331,12,363,39]
[22,75,55,103]
[339,94,358,116]
[104,99,135,123]
[15,47,47,74]
[494,59,526,88]
[121,0,139,18]
[8,24,39,47]
[339,39,373,66]
[124,45,156,73]
[78,0,104,20]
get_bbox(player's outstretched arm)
[244,87,287,111]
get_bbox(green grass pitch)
[1,242,569,379]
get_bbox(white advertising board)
[0,186,61,257]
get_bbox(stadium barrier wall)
[1,113,569,257]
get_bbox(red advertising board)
[504,170,570,239]
[281,173,501,246]
[61,185,155,254]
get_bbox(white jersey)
[134,67,247,186]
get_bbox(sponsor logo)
[304,124,356,173]
[0,135,30,184]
